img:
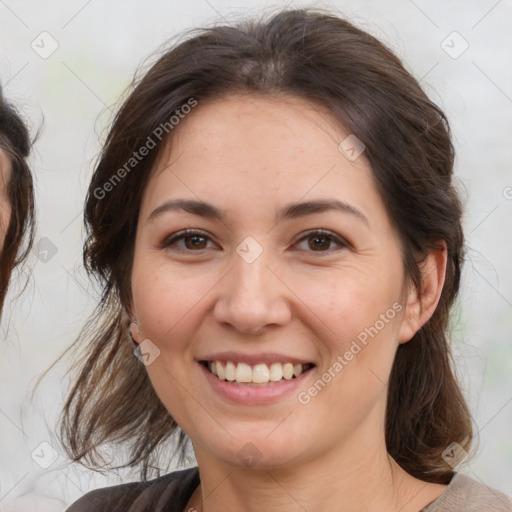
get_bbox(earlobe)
[398,243,448,344]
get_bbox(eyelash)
[160,229,349,254]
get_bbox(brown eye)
[295,230,348,253]
[160,230,214,251]
[308,235,332,251]
[183,234,208,250]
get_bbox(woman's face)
[131,94,419,470]
[0,149,11,251]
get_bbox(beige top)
[421,472,512,511]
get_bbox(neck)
[189,428,441,512]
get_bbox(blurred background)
[0,0,511,510]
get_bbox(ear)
[125,306,142,344]
[129,321,142,344]
[398,242,448,344]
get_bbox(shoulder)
[66,466,200,512]
[423,472,512,512]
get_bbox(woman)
[0,86,35,317]
[63,8,512,512]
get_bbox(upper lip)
[197,351,315,366]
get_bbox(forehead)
[161,94,350,169]
[153,95,370,187]
[141,94,384,224]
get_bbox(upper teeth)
[208,361,307,383]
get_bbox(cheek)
[0,202,11,249]
[130,260,207,418]
[288,264,403,346]
[131,259,218,348]
[0,162,10,236]
[285,265,404,416]
[292,275,402,439]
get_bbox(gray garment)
[421,472,512,511]
[67,466,512,511]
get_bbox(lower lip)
[198,362,313,405]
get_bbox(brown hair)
[0,86,35,315]
[60,8,474,482]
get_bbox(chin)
[194,428,308,471]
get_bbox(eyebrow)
[147,198,369,225]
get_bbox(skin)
[0,149,11,252]
[130,94,449,512]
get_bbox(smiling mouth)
[200,360,315,386]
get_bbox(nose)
[213,250,291,335]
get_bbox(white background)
[0,0,511,510]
